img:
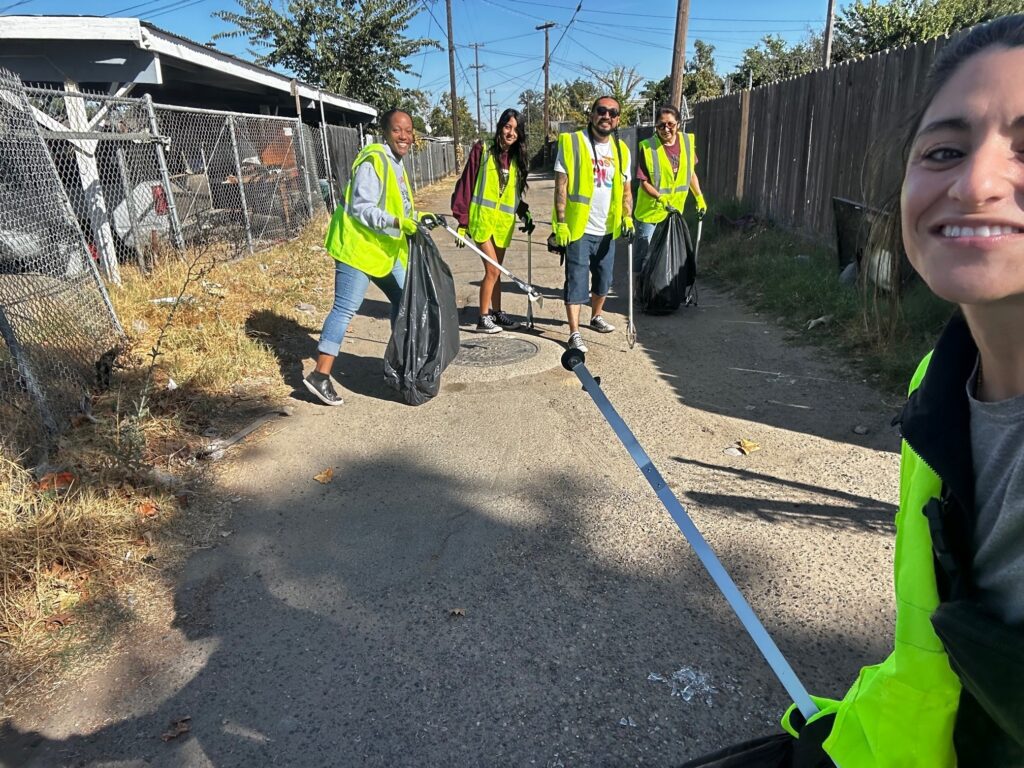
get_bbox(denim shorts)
[564,233,614,305]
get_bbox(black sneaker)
[590,315,615,333]
[303,373,344,406]
[475,315,502,334]
[567,331,588,353]
[491,310,522,330]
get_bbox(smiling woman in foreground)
[680,14,1024,768]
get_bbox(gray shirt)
[968,361,1024,624]
[350,144,412,236]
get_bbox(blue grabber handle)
[559,347,821,725]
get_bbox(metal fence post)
[227,115,255,254]
[143,94,185,251]
[318,93,337,209]
[114,146,146,271]
[293,119,316,218]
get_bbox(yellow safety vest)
[554,129,629,241]
[468,143,520,249]
[324,143,414,278]
[634,132,694,224]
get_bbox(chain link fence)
[0,68,124,459]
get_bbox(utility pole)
[822,0,837,68]
[486,89,497,133]
[669,0,690,111]
[445,0,461,166]
[536,21,555,141]
[469,42,484,135]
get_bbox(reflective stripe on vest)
[648,133,692,195]
[567,131,591,205]
[470,145,517,214]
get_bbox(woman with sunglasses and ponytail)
[634,104,706,273]
[451,108,533,333]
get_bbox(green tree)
[396,88,430,132]
[582,65,644,125]
[683,40,723,104]
[428,93,476,138]
[731,33,822,89]
[834,0,1021,59]
[213,0,438,113]
[563,78,600,125]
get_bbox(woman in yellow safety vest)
[634,104,706,271]
[304,109,423,406]
[681,14,1024,768]
[451,107,533,333]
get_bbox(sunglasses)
[656,121,678,130]
[593,105,620,118]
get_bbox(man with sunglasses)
[634,103,706,273]
[552,95,634,353]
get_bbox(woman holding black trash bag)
[633,104,706,273]
[451,107,534,333]
[304,109,429,406]
[678,14,1024,768]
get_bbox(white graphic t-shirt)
[555,135,629,236]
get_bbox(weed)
[699,202,952,393]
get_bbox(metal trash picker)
[559,346,822,726]
[424,214,544,308]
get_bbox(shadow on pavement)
[0,452,887,767]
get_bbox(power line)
[145,0,214,22]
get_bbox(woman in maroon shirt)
[451,108,533,333]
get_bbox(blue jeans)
[634,220,657,273]
[564,233,614,305]
[317,259,406,356]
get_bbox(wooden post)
[735,90,751,201]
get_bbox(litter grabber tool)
[522,219,536,329]
[626,228,637,350]
[686,207,704,307]
[559,346,821,726]
[423,214,544,307]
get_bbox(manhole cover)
[454,336,539,368]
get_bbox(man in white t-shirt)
[552,96,634,353]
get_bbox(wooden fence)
[690,33,957,241]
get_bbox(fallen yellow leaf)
[313,468,334,484]
[737,438,761,455]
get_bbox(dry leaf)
[137,500,159,518]
[449,607,466,617]
[44,612,76,632]
[313,468,334,484]
[737,438,761,455]
[161,716,192,742]
[37,471,76,492]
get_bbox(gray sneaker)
[475,314,502,334]
[590,315,615,333]
[567,331,588,353]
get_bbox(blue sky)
[10,0,832,117]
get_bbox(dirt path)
[1,175,900,767]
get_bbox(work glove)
[399,216,419,236]
[695,194,707,220]
[554,222,571,248]
[621,215,635,240]
[455,226,468,247]
[519,210,535,235]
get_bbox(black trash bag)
[383,228,460,405]
[637,210,695,315]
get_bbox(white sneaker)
[590,315,615,333]
[567,331,588,353]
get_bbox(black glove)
[519,210,535,235]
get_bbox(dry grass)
[1,175,458,707]
[0,215,337,705]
